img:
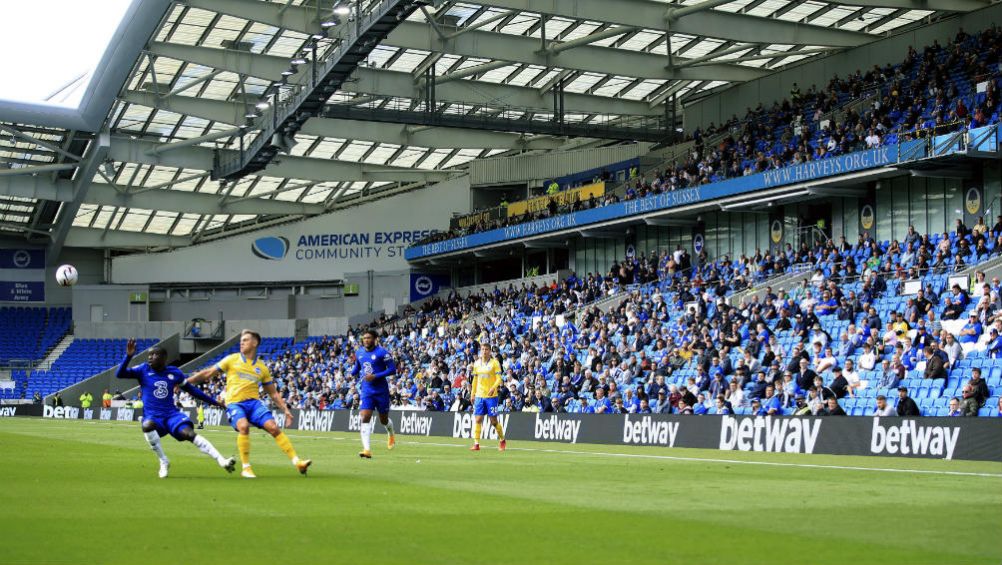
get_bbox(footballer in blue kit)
[350,329,397,458]
[116,338,235,478]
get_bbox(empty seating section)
[0,307,71,365]
[23,339,158,399]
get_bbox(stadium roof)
[0,0,988,255]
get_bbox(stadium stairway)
[39,334,74,369]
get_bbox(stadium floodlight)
[281,66,297,77]
[245,110,260,119]
[291,57,308,66]
[255,101,270,110]
[333,5,352,16]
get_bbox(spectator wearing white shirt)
[857,342,878,370]
[842,359,866,394]
[865,129,881,148]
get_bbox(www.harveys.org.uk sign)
[253,230,438,262]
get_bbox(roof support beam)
[147,42,664,116]
[689,47,833,66]
[85,183,326,216]
[0,164,78,177]
[120,91,565,150]
[172,0,771,83]
[666,0,734,20]
[480,0,871,47]
[165,69,224,98]
[0,172,322,216]
[545,25,636,54]
[66,226,193,248]
[0,125,81,162]
[49,131,110,262]
[108,137,455,184]
[838,0,985,11]
[387,20,769,81]
[144,127,244,155]
[0,175,73,202]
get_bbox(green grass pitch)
[1,418,1000,565]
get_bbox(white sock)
[360,420,372,451]
[192,434,224,463]
[383,418,395,437]
[144,431,169,464]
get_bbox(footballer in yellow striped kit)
[467,342,506,452]
[187,329,311,478]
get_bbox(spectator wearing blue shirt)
[986,328,1002,358]
[762,385,783,415]
[835,332,855,358]
[708,373,727,399]
[750,399,767,416]
[815,291,838,316]
[959,313,983,344]
[693,393,709,415]
[591,387,612,413]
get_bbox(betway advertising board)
[23,406,1002,462]
[110,176,470,284]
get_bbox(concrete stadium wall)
[73,321,184,340]
[0,240,105,307]
[685,4,1002,130]
[110,176,471,285]
[72,284,150,323]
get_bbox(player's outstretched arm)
[263,382,293,427]
[185,365,220,385]
[180,381,224,409]
[116,339,140,380]
[372,355,397,379]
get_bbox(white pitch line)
[15,419,1002,478]
[379,439,1002,478]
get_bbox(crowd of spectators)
[415,27,1001,247]
[199,222,1002,419]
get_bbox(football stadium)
[1,0,1001,563]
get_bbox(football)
[55,264,78,287]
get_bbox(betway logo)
[870,418,960,460]
[117,408,135,421]
[0,406,16,417]
[299,410,337,432]
[348,410,362,431]
[43,406,79,419]
[719,416,821,454]
[399,412,433,436]
[203,408,224,427]
[623,415,678,447]
[100,408,112,420]
[534,414,581,443]
[452,413,509,440]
